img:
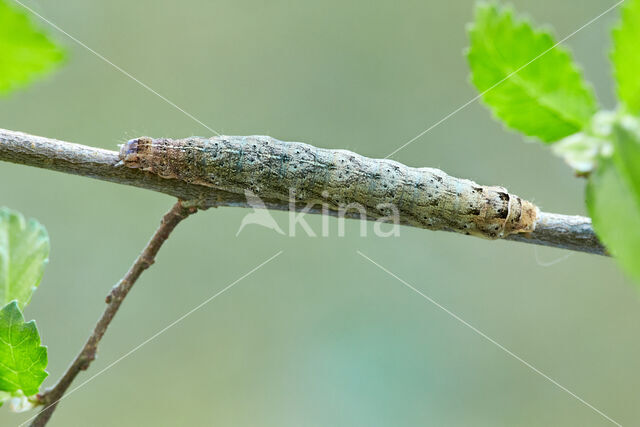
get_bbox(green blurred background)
[0,0,637,425]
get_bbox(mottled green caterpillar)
[120,135,538,239]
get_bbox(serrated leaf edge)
[467,1,598,143]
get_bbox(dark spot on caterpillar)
[468,208,481,215]
[513,198,523,221]
[433,175,443,182]
[498,192,509,202]
[497,208,508,219]
[473,186,482,193]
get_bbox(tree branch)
[29,201,196,427]
[0,128,606,255]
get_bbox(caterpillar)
[119,135,538,239]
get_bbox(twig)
[29,201,196,427]
[0,127,606,255]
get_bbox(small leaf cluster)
[0,208,50,411]
[468,1,640,282]
[0,2,62,407]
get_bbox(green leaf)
[0,208,50,309]
[0,0,65,95]
[611,118,640,205]
[612,0,640,114]
[467,2,597,143]
[587,157,640,283]
[0,302,48,397]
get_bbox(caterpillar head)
[119,137,154,169]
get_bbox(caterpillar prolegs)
[119,135,538,239]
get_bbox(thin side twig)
[29,200,197,427]
[0,127,607,255]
